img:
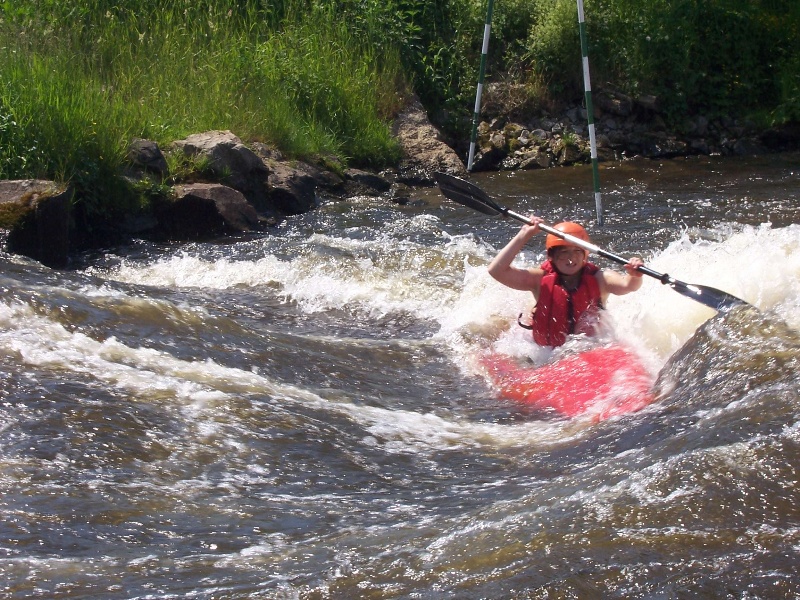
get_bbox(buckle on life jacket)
[517,313,533,330]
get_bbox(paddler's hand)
[519,216,543,240]
[625,256,645,278]
[489,215,547,290]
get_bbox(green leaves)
[526,0,800,124]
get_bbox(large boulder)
[392,95,466,184]
[172,130,271,210]
[127,138,169,177]
[266,162,319,215]
[0,180,72,268]
[343,168,392,197]
[470,124,508,171]
[156,183,270,240]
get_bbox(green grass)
[0,1,407,225]
[1,0,798,234]
[524,0,800,124]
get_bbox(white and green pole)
[467,0,495,171]
[576,0,603,225]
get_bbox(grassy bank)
[1,1,409,223]
[1,0,798,234]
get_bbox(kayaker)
[488,218,644,347]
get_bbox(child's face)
[552,246,587,275]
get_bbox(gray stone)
[344,169,392,196]
[128,138,169,176]
[157,183,267,240]
[392,94,466,184]
[0,180,72,268]
[172,130,270,208]
[267,162,318,215]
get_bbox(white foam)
[93,229,487,323]
[88,221,800,373]
[11,220,790,453]
[609,223,800,358]
[0,300,590,454]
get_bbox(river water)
[1,153,799,598]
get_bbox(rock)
[252,144,344,199]
[597,147,618,162]
[557,141,584,165]
[635,94,660,113]
[472,127,510,170]
[733,137,767,156]
[267,162,318,215]
[295,159,346,194]
[538,117,556,131]
[172,130,270,209]
[171,131,323,218]
[392,94,466,184]
[689,139,711,154]
[602,117,619,131]
[344,169,392,196]
[120,213,159,235]
[0,180,72,268]
[520,150,552,169]
[565,107,580,123]
[156,183,269,240]
[489,116,507,130]
[502,122,525,139]
[530,128,549,141]
[127,138,169,177]
[595,89,633,117]
[637,133,689,158]
[488,131,506,151]
[250,142,285,163]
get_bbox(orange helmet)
[545,222,590,250]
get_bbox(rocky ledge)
[1,89,797,269]
[0,94,468,269]
[464,84,800,171]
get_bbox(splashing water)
[1,154,799,598]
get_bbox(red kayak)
[480,345,654,420]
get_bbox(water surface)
[1,153,799,598]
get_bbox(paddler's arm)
[487,218,545,292]
[598,257,645,296]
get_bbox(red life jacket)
[531,260,603,347]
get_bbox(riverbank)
[1,92,798,270]
[449,84,800,172]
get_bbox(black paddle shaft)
[434,171,750,312]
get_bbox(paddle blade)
[434,172,505,216]
[669,280,749,311]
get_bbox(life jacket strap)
[517,312,533,330]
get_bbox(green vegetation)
[1,0,798,232]
[0,0,411,224]
[526,0,800,125]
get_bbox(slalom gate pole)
[467,0,495,171]
[576,0,604,226]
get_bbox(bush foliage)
[526,0,800,124]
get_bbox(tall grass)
[0,45,136,217]
[0,1,407,223]
[1,0,798,231]
[524,0,800,125]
